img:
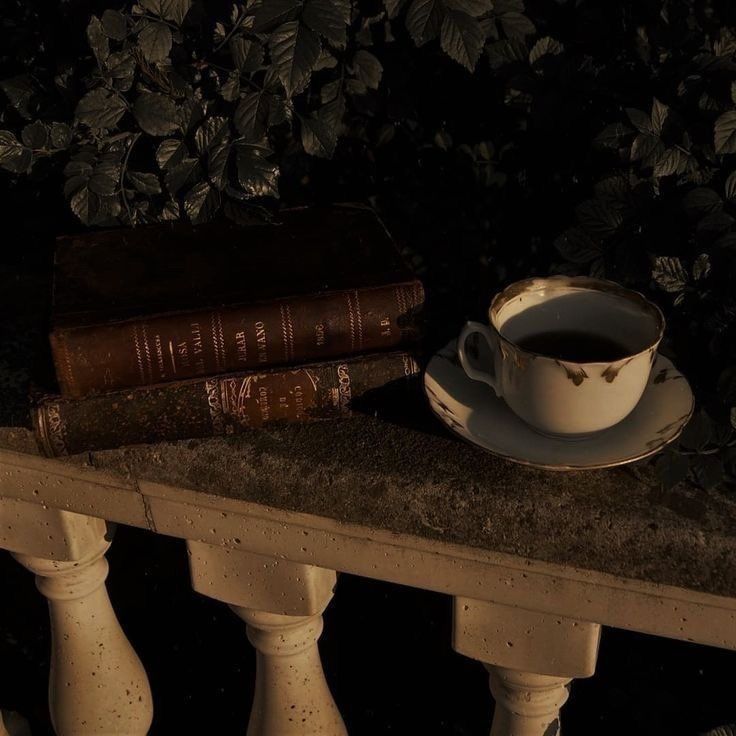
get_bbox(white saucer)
[424,341,694,471]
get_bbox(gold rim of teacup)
[487,276,665,365]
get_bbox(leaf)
[651,97,669,136]
[682,187,723,217]
[321,79,341,103]
[353,50,384,89]
[500,12,535,40]
[234,92,272,142]
[652,256,688,293]
[576,199,623,236]
[87,15,110,67]
[127,170,162,194]
[493,0,524,11]
[220,72,240,102]
[406,0,445,46]
[385,0,407,19]
[230,37,264,72]
[653,148,684,178]
[156,138,187,169]
[102,9,128,41]
[314,49,338,70]
[345,78,367,96]
[184,181,220,223]
[159,200,180,221]
[21,121,47,149]
[654,452,689,491]
[300,97,344,158]
[486,38,528,69]
[207,140,231,190]
[303,0,349,48]
[715,111,736,155]
[692,253,711,281]
[732,408,736,431]
[87,16,110,65]
[697,210,734,237]
[107,51,137,90]
[440,11,484,71]
[593,124,633,151]
[529,36,563,65]
[0,130,32,173]
[444,0,492,16]
[253,0,302,32]
[70,187,100,225]
[138,21,173,63]
[702,724,736,736]
[76,89,127,129]
[160,0,191,24]
[626,108,654,136]
[630,133,660,162]
[49,123,73,149]
[236,144,279,198]
[194,116,229,155]
[88,173,118,196]
[0,76,36,119]
[269,21,322,98]
[133,93,180,136]
[554,227,601,264]
[725,171,736,202]
[165,157,199,194]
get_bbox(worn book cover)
[34,351,421,457]
[51,205,424,398]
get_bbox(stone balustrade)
[1,415,736,735]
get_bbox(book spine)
[51,280,425,399]
[33,352,421,457]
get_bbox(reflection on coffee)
[514,331,630,363]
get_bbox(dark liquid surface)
[514,331,631,362]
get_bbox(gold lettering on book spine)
[140,322,154,381]
[205,378,226,435]
[279,305,292,362]
[337,364,352,411]
[132,325,147,383]
[345,293,357,352]
[353,290,364,349]
[37,403,68,457]
[285,303,295,358]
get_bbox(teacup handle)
[457,321,501,397]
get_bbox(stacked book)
[33,205,424,457]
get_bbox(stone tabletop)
[2,405,736,599]
[2,259,736,601]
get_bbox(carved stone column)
[453,597,601,736]
[0,710,31,736]
[188,541,347,736]
[1,499,152,736]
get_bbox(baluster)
[488,668,570,736]
[13,535,153,736]
[453,597,600,736]
[0,711,31,736]
[188,541,347,736]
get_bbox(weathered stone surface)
[2,259,736,599]
[2,403,735,598]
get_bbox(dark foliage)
[2,0,736,489]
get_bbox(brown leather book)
[33,351,421,457]
[51,205,424,398]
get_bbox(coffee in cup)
[458,276,664,437]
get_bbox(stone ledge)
[2,403,735,600]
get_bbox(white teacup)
[458,276,665,437]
